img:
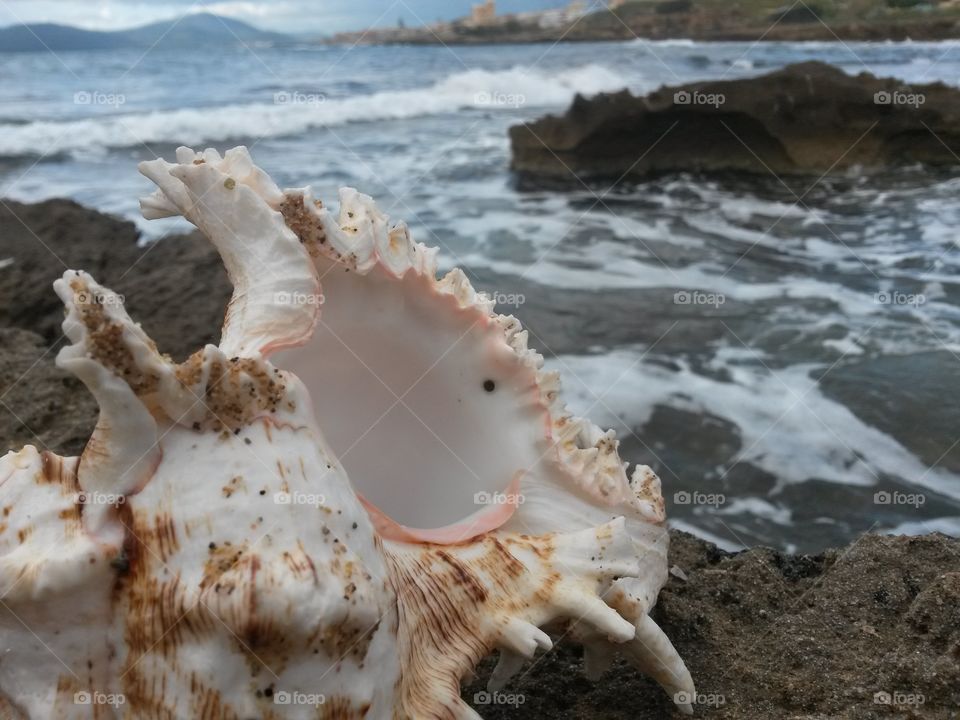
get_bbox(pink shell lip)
[137,146,665,536]
[357,471,524,544]
[138,148,669,554]
[273,184,666,537]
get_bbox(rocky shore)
[466,531,960,719]
[329,2,960,45]
[0,198,958,718]
[510,61,960,183]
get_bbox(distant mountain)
[0,23,121,51]
[122,14,288,47]
[0,13,287,52]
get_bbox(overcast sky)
[0,0,572,35]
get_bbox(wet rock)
[0,198,231,457]
[0,199,143,342]
[0,326,95,457]
[818,350,960,473]
[510,62,960,183]
[623,404,743,486]
[0,198,230,360]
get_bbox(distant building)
[539,0,590,28]
[469,0,497,26]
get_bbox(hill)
[0,13,286,52]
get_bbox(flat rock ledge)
[510,61,960,183]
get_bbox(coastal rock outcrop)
[510,61,960,183]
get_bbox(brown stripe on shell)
[387,536,554,719]
[318,695,373,719]
[0,692,27,719]
[37,451,79,489]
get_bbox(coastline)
[324,12,960,47]
[323,26,960,46]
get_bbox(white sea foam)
[823,335,865,356]
[462,246,899,319]
[548,347,960,500]
[0,64,627,158]
[715,497,792,525]
[669,519,745,551]
[883,517,960,536]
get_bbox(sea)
[1,38,958,553]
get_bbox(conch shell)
[0,147,694,718]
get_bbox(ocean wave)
[0,64,626,159]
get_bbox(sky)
[0,0,573,35]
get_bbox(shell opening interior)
[275,259,553,536]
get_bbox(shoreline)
[321,29,960,46]
[320,34,960,46]
[324,13,960,47]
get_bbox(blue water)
[1,39,959,551]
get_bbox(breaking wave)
[0,64,626,158]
